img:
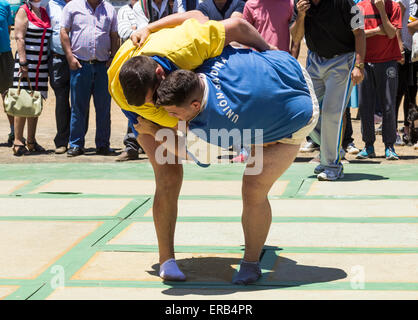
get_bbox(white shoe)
[395,133,405,146]
[345,142,359,155]
[414,143,418,150]
[317,166,344,181]
[300,141,319,153]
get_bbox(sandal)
[27,141,46,153]
[13,144,29,157]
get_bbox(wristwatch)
[355,62,364,70]
[19,60,29,67]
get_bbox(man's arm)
[351,28,366,85]
[290,0,310,44]
[222,18,275,51]
[365,25,387,38]
[134,118,189,161]
[290,40,300,59]
[131,10,209,46]
[374,0,397,39]
[107,31,120,67]
[408,20,418,34]
[60,27,81,70]
[396,29,405,64]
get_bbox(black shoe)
[67,147,84,157]
[96,147,117,156]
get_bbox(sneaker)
[317,166,344,181]
[345,142,360,155]
[385,146,399,160]
[55,146,67,154]
[314,164,325,174]
[300,141,320,153]
[395,133,405,146]
[356,146,376,159]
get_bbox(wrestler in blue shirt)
[154,46,317,151]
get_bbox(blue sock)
[232,260,262,285]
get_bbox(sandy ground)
[0,32,417,164]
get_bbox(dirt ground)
[0,34,417,164]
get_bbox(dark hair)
[119,56,159,106]
[156,70,200,107]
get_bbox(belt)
[79,59,105,64]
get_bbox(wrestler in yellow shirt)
[108,19,225,128]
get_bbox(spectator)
[47,0,73,154]
[116,0,145,161]
[394,0,413,145]
[342,107,360,154]
[60,0,119,157]
[290,0,366,180]
[0,0,14,147]
[118,0,146,43]
[356,0,402,160]
[11,0,51,156]
[407,1,418,147]
[243,0,301,56]
[197,0,245,20]
[133,0,177,24]
[176,0,203,12]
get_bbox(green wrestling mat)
[0,163,417,300]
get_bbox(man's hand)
[130,27,151,47]
[68,56,82,70]
[398,52,405,65]
[351,66,364,86]
[134,117,161,137]
[106,56,114,68]
[297,0,311,17]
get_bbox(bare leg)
[7,115,14,130]
[234,142,300,284]
[13,116,26,145]
[27,117,38,143]
[137,133,183,266]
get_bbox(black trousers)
[396,49,417,128]
[358,61,398,147]
[49,54,89,148]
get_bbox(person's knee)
[154,164,183,195]
[242,179,269,206]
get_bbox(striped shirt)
[13,4,51,98]
[117,3,147,43]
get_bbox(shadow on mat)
[308,172,389,181]
[147,246,347,296]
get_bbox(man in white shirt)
[133,0,177,25]
[117,0,147,42]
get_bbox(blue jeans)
[69,61,111,149]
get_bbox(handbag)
[412,32,418,63]
[4,76,43,117]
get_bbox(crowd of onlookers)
[0,0,417,165]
